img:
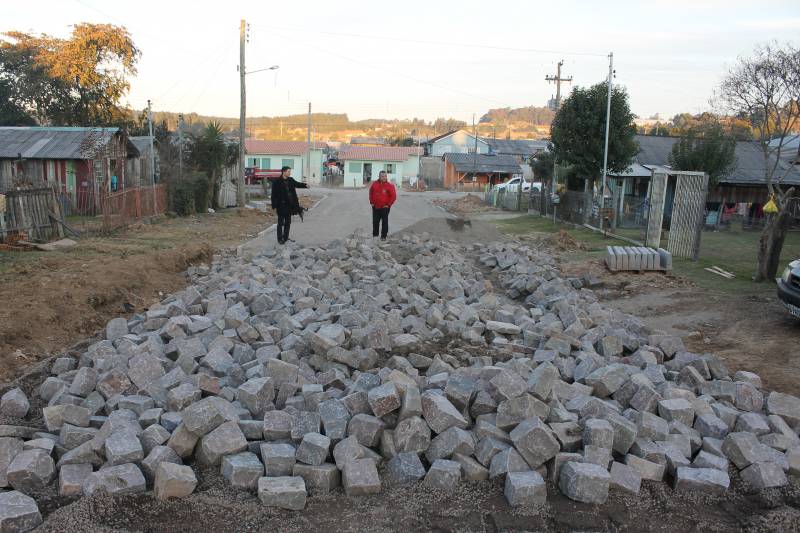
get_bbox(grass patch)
[494,215,800,296]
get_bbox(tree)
[550,82,638,181]
[530,149,555,183]
[668,121,737,187]
[718,42,800,282]
[0,23,139,126]
[189,122,235,210]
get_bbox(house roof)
[425,129,487,146]
[608,162,653,178]
[483,138,548,156]
[129,136,155,154]
[633,134,800,186]
[349,136,386,145]
[444,153,522,174]
[245,139,327,155]
[0,127,137,159]
[338,146,421,161]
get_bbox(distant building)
[423,130,489,157]
[245,140,327,185]
[442,153,522,189]
[482,138,548,160]
[350,136,386,146]
[338,146,421,187]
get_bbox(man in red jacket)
[369,170,397,240]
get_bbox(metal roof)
[0,127,137,160]
[444,153,522,174]
[338,146,421,161]
[129,136,154,154]
[608,162,653,178]
[633,134,800,186]
[349,136,386,145]
[483,138,548,156]
[245,139,327,155]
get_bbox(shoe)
[380,236,387,241]
[277,240,285,245]
[287,238,296,243]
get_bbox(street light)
[246,65,279,75]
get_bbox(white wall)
[429,130,489,157]
[343,160,406,188]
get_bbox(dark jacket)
[270,176,308,215]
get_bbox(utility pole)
[306,102,311,183]
[545,60,573,111]
[147,100,157,211]
[177,113,184,182]
[237,19,247,207]
[472,114,478,190]
[599,52,614,231]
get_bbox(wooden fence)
[100,184,168,231]
[0,186,66,242]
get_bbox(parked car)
[496,177,542,194]
[777,258,800,318]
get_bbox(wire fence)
[57,184,167,234]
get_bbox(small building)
[128,136,158,187]
[245,140,327,185]
[350,136,386,146]
[442,153,522,190]
[424,129,490,157]
[0,126,140,213]
[339,146,422,187]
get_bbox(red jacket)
[369,180,397,209]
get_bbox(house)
[350,136,386,146]
[0,126,140,213]
[442,153,522,190]
[424,129,490,157]
[602,134,800,228]
[338,146,421,187]
[244,140,327,185]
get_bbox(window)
[384,163,395,174]
[348,162,361,173]
[260,157,271,169]
[281,159,294,169]
[247,157,258,168]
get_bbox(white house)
[424,129,490,157]
[245,140,327,185]
[338,146,421,187]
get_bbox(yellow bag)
[764,196,779,214]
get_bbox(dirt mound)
[544,229,588,251]
[0,208,280,383]
[396,217,506,244]
[432,194,496,216]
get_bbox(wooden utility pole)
[178,113,184,182]
[147,100,157,211]
[237,19,247,207]
[306,102,311,183]
[545,60,572,110]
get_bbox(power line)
[251,24,607,58]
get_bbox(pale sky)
[3,0,799,123]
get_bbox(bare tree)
[718,43,800,282]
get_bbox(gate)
[645,171,668,248]
[667,171,708,260]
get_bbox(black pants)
[277,210,291,242]
[372,207,389,238]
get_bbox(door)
[363,163,372,185]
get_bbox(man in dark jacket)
[270,166,309,244]
[369,170,397,240]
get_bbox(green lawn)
[494,215,800,296]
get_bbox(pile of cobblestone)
[0,232,798,531]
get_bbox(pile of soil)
[432,194,496,216]
[544,229,588,252]
[397,217,505,244]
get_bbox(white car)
[496,177,541,193]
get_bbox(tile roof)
[338,146,422,161]
[245,139,327,155]
[443,153,522,174]
[634,134,800,186]
[0,127,135,159]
